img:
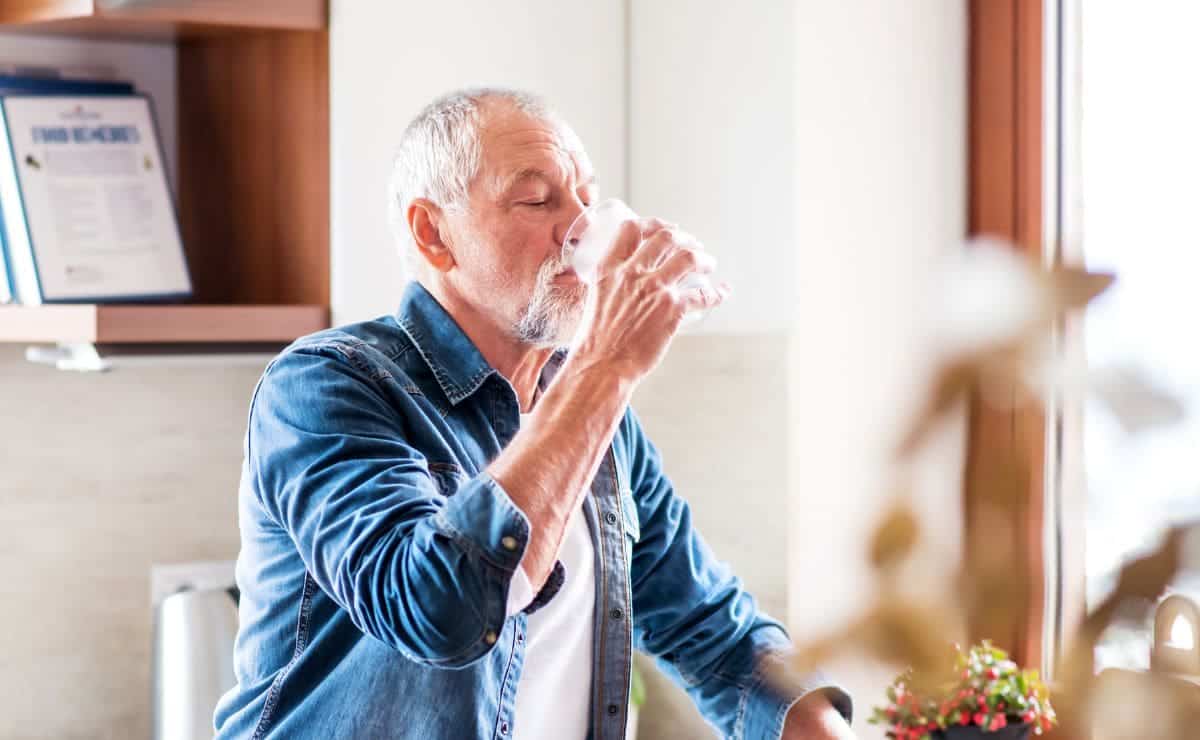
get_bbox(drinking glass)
[562,198,719,325]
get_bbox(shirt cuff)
[436,472,566,615]
[437,472,531,571]
[740,628,854,740]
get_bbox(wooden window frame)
[966,0,1061,671]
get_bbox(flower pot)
[936,723,1032,740]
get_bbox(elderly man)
[214,88,854,740]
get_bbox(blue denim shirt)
[214,282,851,739]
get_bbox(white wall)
[789,2,968,736]
[629,0,797,335]
[329,0,627,325]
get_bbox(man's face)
[441,104,598,347]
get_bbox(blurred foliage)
[784,242,1199,739]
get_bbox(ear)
[407,198,457,273]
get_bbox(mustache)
[539,254,572,281]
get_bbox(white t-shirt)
[507,414,596,740]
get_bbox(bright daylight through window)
[1080,2,1200,671]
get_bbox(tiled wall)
[0,346,259,739]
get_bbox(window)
[1075,2,1200,671]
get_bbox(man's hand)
[570,218,727,384]
[782,691,857,740]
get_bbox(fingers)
[654,240,717,286]
[597,219,643,275]
[602,217,677,275]
[675,279,731,315]
[598,216,728,319]
[628,228,682,273]
[637,217,676,239]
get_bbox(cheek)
[464,212,558,287]
[499,224,558,275]
[465,242,538,304]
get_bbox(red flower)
[871,642,1055,739]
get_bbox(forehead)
[477,105,592,188]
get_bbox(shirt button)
[607,704,619,715]
[485,631,498,645]
[500,721,510,735]
[610,608,623,620]
[501,535,518,551]
[604,512,618,526]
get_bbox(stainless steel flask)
[151,586,239,740]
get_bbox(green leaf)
[630,663,646,707]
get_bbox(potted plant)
[868,641,1057,740]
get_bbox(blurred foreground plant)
[783,239,1197,739]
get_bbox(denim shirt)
[214,282,851,740]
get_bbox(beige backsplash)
[1,344,258,739]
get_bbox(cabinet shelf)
[0,1,327,40]
[0,1,331,363]
[0,303,328,344]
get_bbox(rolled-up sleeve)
[248,344,551,667]
[622,408,852,739]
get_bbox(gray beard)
[513,259,585,347]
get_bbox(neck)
[419,278,557,413]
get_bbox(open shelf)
[0,1,332,359]
[0,303,328,344]
[0,0,327,40]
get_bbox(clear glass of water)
[562,198,718,325]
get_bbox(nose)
[556,196,591,248]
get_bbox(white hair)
[387,87,553,275]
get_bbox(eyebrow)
[499,167,596,193]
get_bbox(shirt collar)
[395,281,568,406]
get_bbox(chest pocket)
[427,461,465,497]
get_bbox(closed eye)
[520,200,548,207]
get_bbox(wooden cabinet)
[0,0,330,346]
